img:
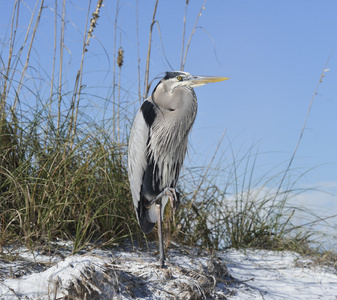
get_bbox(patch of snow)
[0,243,336,299]
[223,249,337,299]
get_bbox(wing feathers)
[128,100,158,233]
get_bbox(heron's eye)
[177,76,183,81]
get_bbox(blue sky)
[134,1,336,208]
[1,1,337,241]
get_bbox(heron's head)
[152,71,229,112]
[158,71,229,90]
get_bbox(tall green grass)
[0,0,335,256]
[0,0,137,252]
[0,108,136,251]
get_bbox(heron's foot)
[169,189,180,212]
[146,187,180,211]
[155,187,179,212]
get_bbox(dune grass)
[0,111,136,252]
[0,0,335,258]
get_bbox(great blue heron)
[128,71,228,267]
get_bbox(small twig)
[144,0,159,99]
[181,0,207,71]
[180,0,189,70]
[58,0,66,135]
[70,0,92,141]
[12,0,45,112]
[1,0,19,120]
[153,21,173,71]
[45,0,58,149]
[117,38,124,144]
[136,0,141,103]
[112,0,119,140]
[71,0,104,149]
[0,282,21,299]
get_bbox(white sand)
[0,242,336,299]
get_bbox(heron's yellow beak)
[189,75,229,87]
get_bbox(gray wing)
[128,102,158,233]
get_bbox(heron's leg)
[146,187,179,211]
[156,200,165,267]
